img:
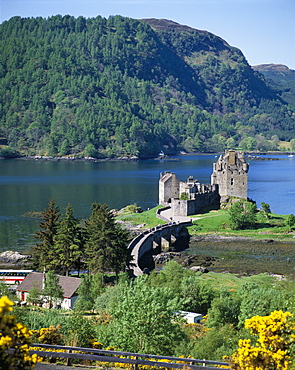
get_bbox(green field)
[117,205,294,241]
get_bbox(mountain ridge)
[253,64,295,106]
[0,15,294,158]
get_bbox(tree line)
[31,199,132,278]
[0,15,294,158]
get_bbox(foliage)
[180,275,216,314]
[62,313,96,347]
[26,285,43,306]
[84,202,132,277]
[147,260,193,294]
[38,325,63,344]
[50,204,83,276]
[124,203,142,213]
[229,200,257,230]
[0,16,294,158]
[206,288,241,329]
[191,324,240,361]
[285,214,295,229]
[230,310,295,370]
[42,271,64,308]
[0,280,16,301]
[30,199,132,277]
[261,202,271,218]
[31,198,60,272]
[95,276,186,355]
[0,296,40,369]
[74,273,105,311]
[13,307,68,333]
[237,282,290,328]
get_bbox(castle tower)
[211,150,249,201]
[159,172,180,205]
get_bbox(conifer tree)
[84,203,132,277]
[50,204,83,276]
[32,199,60,272]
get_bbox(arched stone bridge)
[128,220,192,276]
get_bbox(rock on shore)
[0,251,29,264]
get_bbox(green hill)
[0,15,294,158]
[253,64,295,107]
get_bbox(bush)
[229,200,257,230]
[230,310,295,369]
[0,296,40,369]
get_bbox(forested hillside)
[0,15,294,158]
[253,64,295,107]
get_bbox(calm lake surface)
[0,154,295,253]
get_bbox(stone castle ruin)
[159,150,249,217]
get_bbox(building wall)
[211,150,248,200]
[16,290,78,310]
[159,172,180,205]
[159,151,248,217]
[171,189,219,216]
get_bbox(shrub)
[229,200,257,230]
[230,310,295,369]
[0,296,40,369]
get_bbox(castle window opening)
[231,178,234,185]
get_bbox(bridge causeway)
[128,207,192,276]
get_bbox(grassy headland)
[117,205,294,240]
[117,206,295,277]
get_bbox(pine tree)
[32,199,60,272]
[50,204,83,276]
[84,203,132,277]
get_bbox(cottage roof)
[16,272,81,298]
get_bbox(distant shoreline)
[0,151,291,162]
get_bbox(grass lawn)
[116,205,166,228]
[193,271,277,291]
[117,205,295,240]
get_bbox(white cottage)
[16,272,81,310]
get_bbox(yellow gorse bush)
[0,295,41,369]
[230,310,295,370]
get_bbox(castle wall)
[211,150,248,200]
[171,189,219,216]
[159,151,248,216]
[159,172,180,205]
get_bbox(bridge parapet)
[128,220,192,276]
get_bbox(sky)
[0,0,294,70]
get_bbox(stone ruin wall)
[159,172,180,205]
[159,151,249,217]
[171,188,219,217]
[211,150,248,202]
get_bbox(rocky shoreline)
[0,251,30,268]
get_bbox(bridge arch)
[128,221,192,276]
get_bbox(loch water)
[0,154,295,253]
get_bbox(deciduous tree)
[95,276,185,355]
[229,200,257,230]
[43,271,64,308]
